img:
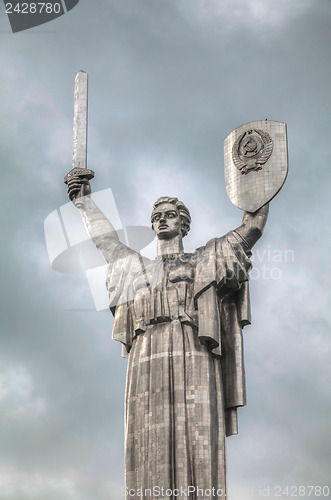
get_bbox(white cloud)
[0,468,77,499]
[0,364,47,419]
[0,466,124,500]
[179,0,311,29]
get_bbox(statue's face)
[151,202,182,240]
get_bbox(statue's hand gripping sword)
[64,71,94,208]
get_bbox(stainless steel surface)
[64,71,94,201]
[72,70,88,170]
[224,120,288,212]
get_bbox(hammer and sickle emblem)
[232,129,273,175]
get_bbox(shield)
[224,120,288,212]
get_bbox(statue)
[67,181,270,497]
[64,73,288,499]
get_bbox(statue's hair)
[151,196,191,237]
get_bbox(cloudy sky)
[0,0,330,498]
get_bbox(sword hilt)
[64,167,95,208]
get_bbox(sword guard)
[64,167,95,184]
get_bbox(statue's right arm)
[79,196,121,259]
[67,176,123,263]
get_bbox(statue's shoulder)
[195,231,235,255]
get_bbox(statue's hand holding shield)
[224,120,288,212]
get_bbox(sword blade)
[72,70,88,170]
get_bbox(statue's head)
[151,196,191,240]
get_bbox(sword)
[64,70,94,207]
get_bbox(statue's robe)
[106,231,252,499]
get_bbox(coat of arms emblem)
[232,129,274,175]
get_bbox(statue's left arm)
[234,203,269,249]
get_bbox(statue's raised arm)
[235,203,269,249]
[66,175,127,263]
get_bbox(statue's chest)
[132,254,196,293]
[131,254,197,328]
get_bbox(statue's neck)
[157,235,183,256]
